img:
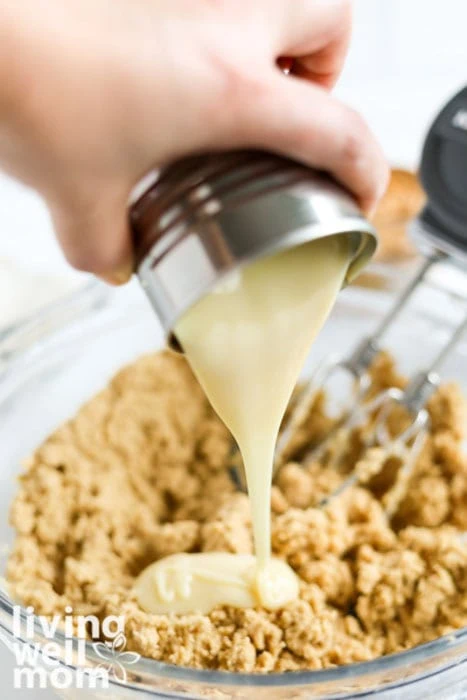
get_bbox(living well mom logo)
[0,606,140,690]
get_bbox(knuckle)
[226,65,270,113]
[206,48,271,132]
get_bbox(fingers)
[274,0,352,88]
[49,186,134,285]
[235,72,389,214]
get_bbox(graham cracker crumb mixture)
[7,351,467,672]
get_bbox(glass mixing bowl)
[0,269,466,700]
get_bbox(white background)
[1,0,467,697]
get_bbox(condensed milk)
[134,235,351,613]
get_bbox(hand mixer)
[275,86,467,516]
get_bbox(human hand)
[0,0,389,284]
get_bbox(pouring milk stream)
[134,235,351,613]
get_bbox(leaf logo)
[92,633,140,683]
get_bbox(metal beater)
[275,85,467,515]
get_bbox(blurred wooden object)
[371,169,426,262]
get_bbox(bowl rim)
[0,594,466,693]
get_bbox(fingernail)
[97,273,120,286]
[113,264,134,285]
[366,177,389,219]
[98,264,133,286]
[366,201,378,219]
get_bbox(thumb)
[48,184,134,285]
[229,72,389,214]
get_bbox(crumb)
[7,350,467,672]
